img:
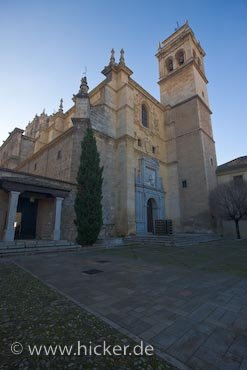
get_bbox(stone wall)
[17,129,74,183]
[160,65,196,107]
[36,198,54,239]
[95,133,116,236]
[89,69,169,236]
[167,98,212,231]
[217,170,247,184]
[61,188,77,241]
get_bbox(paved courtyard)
[14,241,247,370]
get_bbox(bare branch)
[210,180,247,239]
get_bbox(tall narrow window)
[141,104,148,128]
[176,50,185,65]
[182,180,187,188]
[166,57,173,72]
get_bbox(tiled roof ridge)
[217,155,247,169]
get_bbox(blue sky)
[0,0,246,165]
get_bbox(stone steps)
[123,233,221,247]
[0,240,81,257]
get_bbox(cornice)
[216,164,247,175]
[158,59,208,85]
[168,127,215,143]
[156,24,205,58]
[0,166,75,186]
[170,94,212,115]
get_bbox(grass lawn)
[0,263,175,370]
[100,239,247,277]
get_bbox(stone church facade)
[0,23,217,242]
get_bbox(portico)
[0,169,71,242]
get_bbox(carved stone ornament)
[143,137,152,153]
[134,94,140,125]
[153,110,159,132]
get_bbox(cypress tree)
[74,127,103,245]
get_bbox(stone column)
[3,191,20,241]
[53,197,64,241]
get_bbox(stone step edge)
[0,240,71,245]
[0,245,82,257]
[0,243,80,250]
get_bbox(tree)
[210,180,247,239]
[74,127,103,245]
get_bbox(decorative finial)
[83,66,87,77]
[109,48,115,66]
[158,42,161,50]
[59,98,63,113]
[72,75,89,102]
[80,76,89,93]
[119,48,125,65]
[42,108,46,115]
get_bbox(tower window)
[166,57,173,72]
[210,158,213,166]
[141,104,149,128]
[182,180,187,188]
[152,146,156,154]
[57,150,62,160]
[34,163,37,171]
[176,50,185,65]
[138,139,142,147]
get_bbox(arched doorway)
[147,198,157,233]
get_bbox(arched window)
[176,50,185,65]
[166,57,173,72]
[141,104,148,128]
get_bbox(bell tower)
[157,23,217,231]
